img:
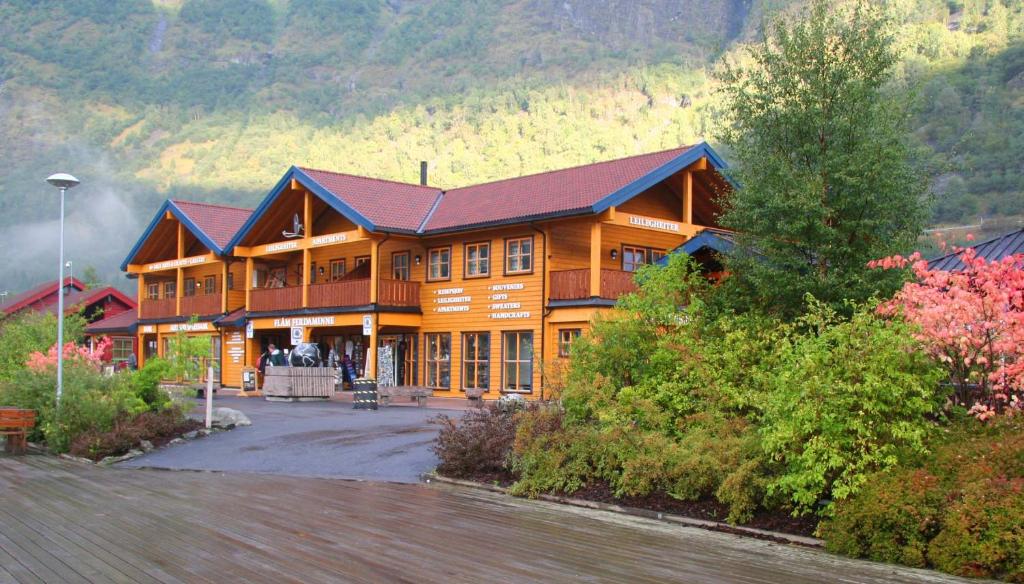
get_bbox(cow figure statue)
[289,342,322,367]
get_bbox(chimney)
[420,161,428,186]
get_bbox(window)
[464,242,490,278]
[505,237,533,274]
[503,331,533,392]
[227,272,234,291]
[253,268,267,289]
[428,247,451,281]
[558,329,582,358]
[462,333,490,390]
[163,281,176,299]
[146,283,159,300]
[355,256,370,267]
[112,337,133,363]
[330,259,346,281]
[203,276,216,295]
[183,278,196,297]
[392,251,410,281]
[424,333,451,388]
[622,245,666,272]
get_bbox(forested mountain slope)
[0,0,1020,292]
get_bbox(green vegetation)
[0,0,1020,293]
[821,416,1024,581]
[0,312,87,382]
[718,0,928,316]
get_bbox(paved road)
[0,455,985,584]
[118,396,447,482]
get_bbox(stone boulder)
[210,407,252,428]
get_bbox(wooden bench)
[0,408,36,455]
[377,387,431,407]
[465,388,487,407]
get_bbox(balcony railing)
[180,293,222,317]
[309,280,370,308]
[140,298,177,319]
[549,269,637,301]
[250,286,302,312]
[379,279,420,307]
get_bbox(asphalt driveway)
[118,396,448,482]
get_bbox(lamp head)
[47,173,80,190]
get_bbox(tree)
[873,248,1024,418]
[716,0,929,317]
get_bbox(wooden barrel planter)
[263,368,337,401]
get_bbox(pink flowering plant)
[870,247,1024,418]
[25,337,110,373]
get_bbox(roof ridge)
[446,145,694,192]
[299,166,441,192]
[172,199,253,212]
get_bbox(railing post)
[369,243,379,304]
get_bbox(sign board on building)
[362,314,373,336]
[290,326,304,346]
[246,321,254,339]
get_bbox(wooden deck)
[0,454,974,584]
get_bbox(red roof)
[172,200,253,250]
[2,277,85,316]
[424,146,695,232]
[40,286,136,316]
[299,168,443,232]
[85,308,138,334]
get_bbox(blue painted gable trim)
[225,166,378,252]
[591,142,732,214]
[119,200,225,271]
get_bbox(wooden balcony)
[549,269,637,302]
[379,279,420,307]
[180,293,222,317]
[250,286,302,312]
[309,280,370,308]
[140,298,177,319]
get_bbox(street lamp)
[65,261,73,287]
[46,173,80,404]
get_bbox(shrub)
[128,358,171,410]
[69,407,200,461]
[0,359,147,453]
[820,469,945,567]
[760,299,946,515]
[432,404,521,480]
[823,417,1024,582]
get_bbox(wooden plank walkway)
[0,454,979,584]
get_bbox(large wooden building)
[121,143,731,398]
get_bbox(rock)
[168,438,185,446]
[139,440,154,452]
[59,453,95,465]
[497,394,527,413]
[199,428,213,436]
[98,449,144,466]
[211,407,252,428]
[182,431,198,440]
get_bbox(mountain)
[0,0,1021,294]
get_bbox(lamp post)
[46,173,80,404]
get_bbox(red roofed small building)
[123,143,732,395]
[2,276,139,368]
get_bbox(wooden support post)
[175,268,183,316]
[543,226,552,303]
[177,222,185,258]
[245,257,254,310]
[589,221,602,298]
[137,274,144,319]
[302,191,312,308]
[301,249,311,308]
[369,242,379,304]
[683,170,693,226]
[221,262,229,313]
